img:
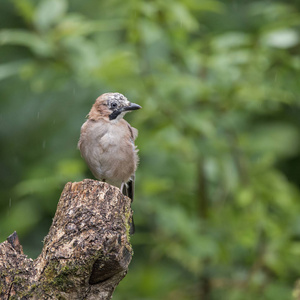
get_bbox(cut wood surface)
[0,179,133,300]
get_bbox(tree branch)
[0,179,133,300]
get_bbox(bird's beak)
[123,103,142,111]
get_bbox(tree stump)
[0,179,133,299]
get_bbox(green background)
[1,0,300,299]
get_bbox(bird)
[78,92,141,233]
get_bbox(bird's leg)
[120,182,128,197]
[126,180,134,202]
[120,181,135,234]
[120,181,134,202]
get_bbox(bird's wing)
[127,123,138,141]
[78,120,107,152]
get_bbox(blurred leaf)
[263,29,299,48]
[56,159,86,178]
[14,176,61,197]
[0,60,27,80]
[141,177,173,195]
[169,3,198,31]
[57,15,124,37]
[139,19,163,44]
[0,199,41,241]
[211,32,251,50]
[34,0,68,31]
[244,122,299,159]
[1,0,300,299]
[0,29,54,56]
[13,0,35,24]
[186,0,225,13]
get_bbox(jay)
[78,92,141,233]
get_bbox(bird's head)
[88,93,141,121]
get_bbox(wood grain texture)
[0,179,133,300]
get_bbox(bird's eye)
[111,102,117,108]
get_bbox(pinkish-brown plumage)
[78,93,141,189]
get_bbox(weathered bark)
[0,179,133,299]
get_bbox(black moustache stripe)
[109,110,122,120]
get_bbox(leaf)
[211,32,251,50]
[13,0,35,24]
[57,15,124,37]
[139,20,163,44]
[34,0,68,31]
[185,0,225,13]
[0,199,41,240]
[245,122,299,159]
[169,2,198,31]
[0,29,54,56]
[263,29,299,49]
[0,60,27,81]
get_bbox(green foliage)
[1,0,300,299]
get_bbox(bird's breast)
[81,120,138,185]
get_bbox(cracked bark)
[0,179,133,300]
